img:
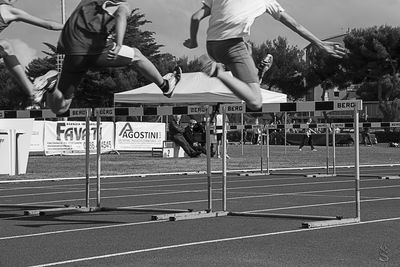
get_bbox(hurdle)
[92,106,209,216]
[2,101,363,226]
[162,100,363,228]
[0,108,104,215]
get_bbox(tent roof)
[114,72,286,104]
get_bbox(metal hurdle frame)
[157,100,363,228]
[1,100,363,226]
[0,108,102,215]
[263,122,335,177]
[93,106,219,217]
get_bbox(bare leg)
[46,87,72,114]
[215,70,262,110]
[131,48,164,87]
[199,55,262,110]
[0,40,34,99]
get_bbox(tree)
[343,25,400,121]
[251,37,308,101]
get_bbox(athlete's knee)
[0,40,14,56]
[131,47,145,61]
[246,100,262,111]
[47,95,72,115]
[49,104,71,115]
[116,45,141,62]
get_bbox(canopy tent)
[114,72,286,105]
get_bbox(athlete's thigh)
[90,46,134,68]
[208,39,258,84]
[58,55,89,99]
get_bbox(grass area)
[1,143,399,181]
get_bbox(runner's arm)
[7,6,63,30]
[113,5,130,48]
[278,11,346,59]
[184,5,211,49]
[108,4,130,59]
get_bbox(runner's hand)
[321,42,347,59]
[108,44,121,60]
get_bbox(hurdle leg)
[96,112,101,208]
[266,133,270,175]
[222,105,227,211]
[326,129,329,175]
[333,130,336,175]
[354,107,361,220]
[85,108,91,208]
[205,106,212,212]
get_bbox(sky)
[3,0,400,66]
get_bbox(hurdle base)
[24,206,102,216]
[152,210,229,221]
[379,175,400,180]
[228,212,342,221]
[239,172,270,176]
[101,207,192,214]
[305,174,337,178]
[302,217,360,229]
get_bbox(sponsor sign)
[44,121,114,156]
[115,122,165,151]
[331,123,345,128]
[334,100,362,111]
[95,108,115,117]
[29,121,45,152]
[221,104,245,114]
[188,105,208,115]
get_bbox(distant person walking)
[299,118,317,151]
[362,126,373,146]
[184,0,346,110]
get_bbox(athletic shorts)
[206,38,259,84]
[59,45,136,99]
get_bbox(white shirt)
[203,0,284,41]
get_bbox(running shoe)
[25,104,41,110]
[32,70,59,103]
[162,66,182,98]
[258,54,273,82]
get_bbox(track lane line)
[28,216,400,267]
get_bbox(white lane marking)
[2,163,399,185]
[29,216,400,267]
[2,196,400,240]
[0,220,163,241]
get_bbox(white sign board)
[29,121,45,153]
[115,122,165,151]
[44,121,114,156]
[0,119,33,175]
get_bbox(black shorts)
[59,46,134,99]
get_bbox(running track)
[1,165,400,266]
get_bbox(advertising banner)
[29,121,45,153]
[44,121,114,156]
[115,122,165,151]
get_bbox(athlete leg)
[93,45,181,97]
[205,40,262,110]
[46,55,88,114]
[0,40,35,100]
